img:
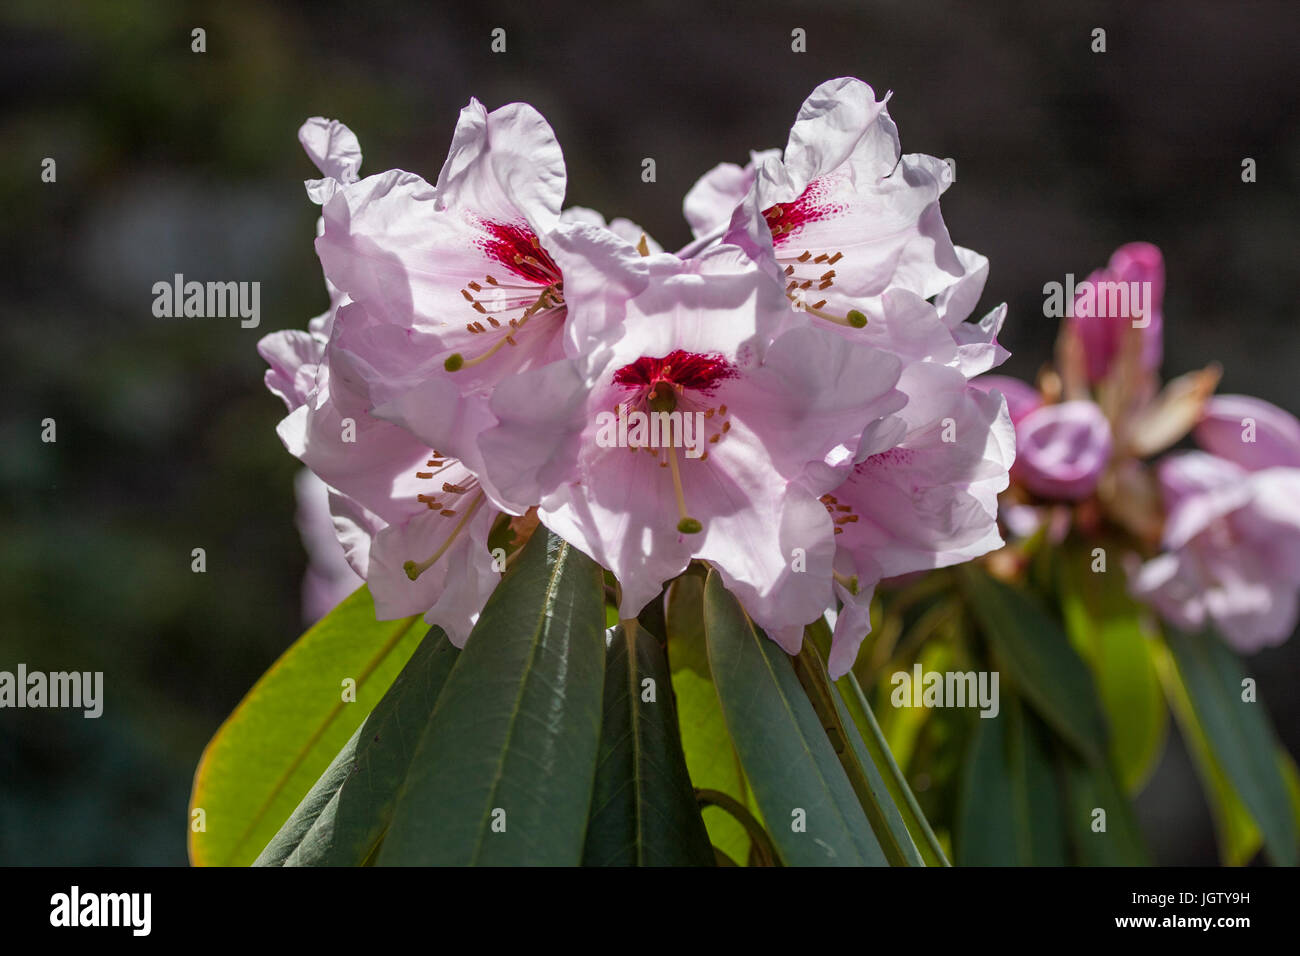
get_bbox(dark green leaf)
[702,571,885,866]
[793,628,925,865]
[665,572,753,863]
[1059,751,1149,866]
[808,617,949,866]
[582,623,715,866]
[254,627,459,866]
[1057,548,1167,792]
[958,566,1107,766]
[378,529,606,865]
[1164,628,1297,866]
[955,698,1067,865]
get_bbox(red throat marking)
[477,221,562,285]
[762,178,841,246]
[613,350,737,394]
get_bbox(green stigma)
[444,353,465,372]
[677,517,703,535]
[648,386,678,414]
[847,310,867,328]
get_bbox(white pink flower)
[479,243,908,653]
[1133,395,1300,651]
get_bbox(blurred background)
[1,0,1296,864]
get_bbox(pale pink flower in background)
[1068,241,1164,384]
[1132,450,1300,652]
[294,469,363,624]
[480,243,907,654]
[1012,400,1112,501]
[1195,394,1300,471]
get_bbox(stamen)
[402,492,486,581]
[793,298,868,328]
[444,284,559,371]
[832,570,860,595]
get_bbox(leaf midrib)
[467,540,573,865]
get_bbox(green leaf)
[1156,639,1260,864]
[702,571,885,866]
[189,586,423,866]
[1162,629,1296,866]
[582,622,715,865]
[1284,751,1300,835]
[665,572,753,864]
[874,637,948,773]
[955,698,1068,865]
[958,566,1107,766]
[1059,751,1149,866]
[378,529,606,865]
[1057,547,1168,793]
[792,629,925,866]
[254,627,460,866]
[808,618,949,866]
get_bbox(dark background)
[1,0,1296,864]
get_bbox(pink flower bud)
[1013,400,1112,500]
[1068,242,1164,383]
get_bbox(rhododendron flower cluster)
[260,78,1015,677]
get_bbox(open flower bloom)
[1068,242,1164,384]
[258,119,507,645]
[673,79,1016,675]
[1132,450,1300,652]
[480,243,907,654]
[269,297,504,645]
[1012,400,1113,501]
[690,78,978,343]
[308,102,647,502]
[825,362,1015,676]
